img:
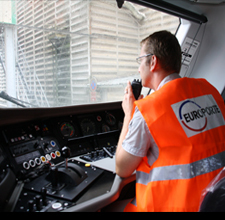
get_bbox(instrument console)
[0,102,131,212]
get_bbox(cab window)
[0,0,179,108]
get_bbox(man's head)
[140,30,181,73]
[138,30,181,89]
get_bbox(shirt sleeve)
[122,107,151,157]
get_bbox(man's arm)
[115,82,143,178]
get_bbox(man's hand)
[115,81,143,178]
[122,81,136,120]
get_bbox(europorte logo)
[172,95,225,137]
[180,100,221,132]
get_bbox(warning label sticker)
[181,37,200,65]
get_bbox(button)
[35,157,42,165]
[52,202,62,210]
[85,163,91,167]
[64,202,69,207]
[51,152,56,159]
[50,140,56,147]
[55,151,61,157]
[29,160,36,167]
[45,154,51,161]
[23,161,30,170]
[40,156,46,163]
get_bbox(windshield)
[0,0,179,108]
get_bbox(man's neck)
[152,70,175,91]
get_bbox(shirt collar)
[156,73,181,91]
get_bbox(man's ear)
[149,55,158,72]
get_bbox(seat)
[199,167,225,212]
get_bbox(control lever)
[47,146,87,186]
[131,79,142,100]
[60,146,87,181]
[61,146,71,169]
[50,167,59,188]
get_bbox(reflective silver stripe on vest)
[136,151,225,185]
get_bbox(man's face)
[138,44,152,88]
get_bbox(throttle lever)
[61,146,71,169]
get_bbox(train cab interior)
[0,0,225,212]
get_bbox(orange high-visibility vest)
[124,78,225,212]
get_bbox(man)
[115,30,225,212]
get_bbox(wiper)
[0,91,38,108]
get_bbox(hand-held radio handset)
[131,79,142,100]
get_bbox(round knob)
[61,146,71,158]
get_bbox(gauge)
[60,122,75,138]
[102,124,110,133]
[106,112,116,126]
[80,118,96,136]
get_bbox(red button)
[51,152,56,159]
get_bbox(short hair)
[141,30,182,73]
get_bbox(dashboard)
[0,102,135,212]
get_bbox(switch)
[103,147,113,158]
[33,142,39,149]
[35,195,41,211]
[91,151,95,158]
[41,187,47,206]
[43,142,50,152]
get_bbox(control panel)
[80,145,116,162]
[3,135,63,180]
[14,156,105,212]
[0,106,124,212]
